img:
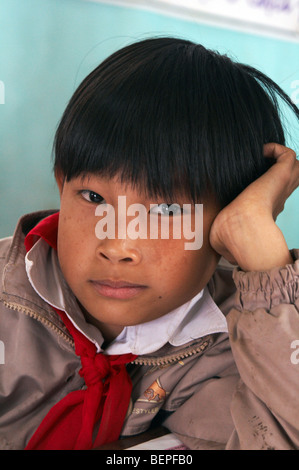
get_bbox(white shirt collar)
[25,238,228,355]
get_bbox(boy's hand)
[209,144,299,271]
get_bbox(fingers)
[263,143,299,194]
[263,142,297,161]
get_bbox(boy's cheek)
[58,205,96,240]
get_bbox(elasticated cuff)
[232,249,299,310]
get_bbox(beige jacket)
[0,211,298,450]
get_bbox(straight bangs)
[54,37,299,207]
[54,38,205,203]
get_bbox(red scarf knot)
[79,354,111,387]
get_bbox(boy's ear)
[55,169,65,196]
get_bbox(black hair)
[54,37,299,207]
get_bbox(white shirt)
[25,238,228,355]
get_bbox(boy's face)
[56,173,221,341]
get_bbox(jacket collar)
[0,211,70,338]
[1,211,57,306]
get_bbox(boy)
[0,37,298,450]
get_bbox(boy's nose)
[96,239,142,265]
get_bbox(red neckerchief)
[24,212,137,450]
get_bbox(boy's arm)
[209,143,299,271]
[225,251,299,449]
[210,144,299,449]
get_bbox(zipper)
[131,339,210,366]
[3,300,75,348]
[3,300,211,365]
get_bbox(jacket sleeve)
[226,248,299,450]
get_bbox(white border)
[85,0,299,42]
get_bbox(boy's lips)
[90,279,148,299]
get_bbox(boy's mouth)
[90,279,148,299]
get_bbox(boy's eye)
[80,190,105,204]
[150,203,182,216]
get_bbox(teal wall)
[1,0,298,247]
